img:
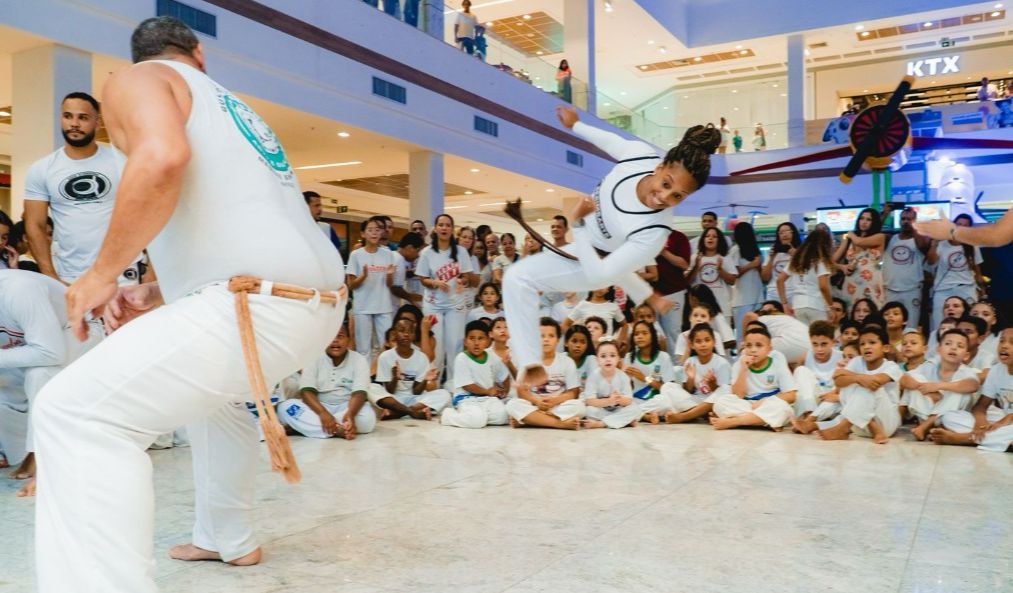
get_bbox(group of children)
[272,287,1013,453]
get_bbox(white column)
[563,0,595,114]
[10,44,92,219]
[409,150,444,225]
[786,34,805,148]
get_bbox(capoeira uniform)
[625,349,677,416]
[566,299,625,334]
[441,351,509,429]
[279,351,376,438]
[930,241,981,328]
[574,354,598,391]
[660,353,731,413]
[793,349,843,419]
[765,251,793,304]
[347,245,395,358]
[901,360,978,423]
[690,253,737,325]
[24,143,143,285]
[756,314,810,364]
[940,362,1013,452]
[416,245,474,385]
[505,353,585,423]
[467,306,503,324]
[368,347,451,413]
[503,122,676,372]
[883,235,926,327]
[708,354,796,428]
[674,329,728,360]
[0,271,101,466]
[582,368,641,428]
[786,262,831,326]
[33,60,345,593]
[816,358,903,438]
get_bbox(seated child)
[926,317,960,362]
[564,324,598,391]
[931,327,1013,451]
[900,328,980,441]
[674,305,727,362]
[467,282,503,324]
[957,315,995,381]
[837,319,861,348]
[624,320,678,423]
[441,321,510,429]
[582,339,642,429]
[583,316,608,350]
[633,303,668,353]
[279,326,376,439]
[551,292,580,324]
[816,326,902,444]
[368,318,450,419]
[708,326,796,430]
[791,320,844,433]
[662,324,731,424]
[505,318,585,430]
[488,317,517,378]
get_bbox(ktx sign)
[906,55,960,77]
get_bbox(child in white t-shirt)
[674,304,728,362]
[582,339,641,429]
[792,320,844,433]
[563,287,626,336]
[467,282,503,324]
[551,292,579,324]
[442,321,511,429]
[633,303,668,355]
[687,228,738,325]
[505,318,585,429]
[488,317,517,378]
[347,217,396,358]
[662,324,731,423]
[900,329,980,441]
[564,324,598,391]
[368,318,451,419]
[708,326,796,430]
[624,320,677,422]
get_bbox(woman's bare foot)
[642,412,659,425]
[910,424,929,441]
[16,478,35,497]
[581,419,606,429]
[817,421,851,441]
[169,544,262,566]
[10,453,34,480]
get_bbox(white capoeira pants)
[505,398,586,423]
[931,284,976,329]
[940,408,1013,452]
[33,283,342,593]
[366,383,451,414]
[662,383,730,413]
[278,398,377,438]
[353,312,392,359]
[792,366,842,420]
[886,287,922,327]
[816,384,901,438]
[441,395,508,428]
[708,393,792,428]
[585,403,643,428]
[793,307,827,327]
[903,383,972,423]
[423,305,467,385]
[659,290,687,358]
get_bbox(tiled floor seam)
[893,445,943,593]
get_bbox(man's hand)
[2,245,17,270]
[67,271,121,341]
[569,196,597,222]
[913,219,955,241]
[556,105,579,129]
[102,282,165,334]
[319,410,340,436]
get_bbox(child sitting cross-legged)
[708,326,796,431]
[900,328,980,441]
[661,323,731,424]
[581,338,642,429]
[505,317,585,430]
[441,320,511,429]
[368,318,451,420]
[791,320,844,434]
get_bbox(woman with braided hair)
[503,106,720,403]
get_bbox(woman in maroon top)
[653,229,692,357]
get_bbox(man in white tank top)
[32,17,345,593]
[883,208,930,327]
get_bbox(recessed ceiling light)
[464,191,473,195]
[603,102,611,106]
[861,31,870,37]
[545,188,555,192]
[526,33,534,37]
[470,168,480,173]
[694,56,703,62]
[486,21,494,26]
[923,21,933,27]
[863,89,869,92]
[682,95,689,99]
[0,110,10,117]
[659,46,668,53]
[639,65,648,70]
[780,93,787,97]
[620,91,627,95]
[931,80,936,84]
[996,3,1004,8]
[854,24,864,31]
[991,11,1001,16]
[733,106,739,111]
[604,0,613,12]
[739,50,748,55]
[337,131,350,138]
[647,40,655,45]
[735,44,743,49]
[663,106,670,109]
[732,89,738,93]
[772,83,778,88]
[522,14,531,19]
[536,51,543,55]
[294,160,362,170]
[536,218,544,222]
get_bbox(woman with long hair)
[834,207,886,307]
[777,227,834,325]
[762,222,801,303]
[686,227,738,325]
[457,225,479,308]
[731,222,764,338]
[556,59,573,104]
[927,213,985,328]
[492,232,519,284]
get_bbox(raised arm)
[915,210,1013,247]
[557,106,658,162]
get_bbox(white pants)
[886,287,922,328]
[278,398,377,438]
[423,306,467,385]
[353,312,392,359]
[940,408,1013,452]
[661,382,705,413]
[367,383,450,414]
[505,398,586,423]
[660,290,688,358]
[793,307,826,327]
[732,303,761,342]
[904,388,972,423]
[440,396,508,428]
[635,391,676,416]
[586,403,642,428]
[708,393,792,428]
[931,284,976,329]
[33,283,342,593]
[816,384,901,438]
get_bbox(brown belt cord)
[227,275,342,484]
[504,199,577,261]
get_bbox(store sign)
[906,55,960,77]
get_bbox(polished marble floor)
[2,420,1011,593]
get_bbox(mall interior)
[2,1,1012,593]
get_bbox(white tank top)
[142,61,343,302]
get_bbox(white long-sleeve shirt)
[569,121,673,303]
[0,270,68,369]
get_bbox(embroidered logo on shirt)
[219,88,292,178]
[946,250,968,271]
[59,172,111,202]
[699,262,719,284]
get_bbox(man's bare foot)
[665,411,689,424]
[581,419,606,429]
[169,544,262,566]
[508,417,522,428]
[911,424,929,441]
[559,417,581,430]
[408,404,432,421]
[873,432,890,445]
[708,416,737,430]
[16,478,35,498]
[817,421,851,441]
[10,453,34,480]
[642,412,660,425]
[791,416,817,434]
[928,428,971,445]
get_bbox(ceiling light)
[464,191,473,195]
[604,0,613,12]
[772,83,778,88]
[733,107,739,111]
[780,93,787,97]
[659,46,668,53]
[337,131,350,138]
[294,160,362,170]
[603,102,611,106]
[526,33,534,37]
[682,95,689,99]
[732,89,738,93]
[992,11,1001,16]
[470,168,480,173]
[486,21,494,26]
[694,56,703,62]
[861,31,870,37]
[522,14,531,19]
[735,44,743,49]
[647,40,655,45]
[863,89,869,92]
[0,110,10,117]
[445,205,468,210]
[739,50,748,55]
[639,65,648,70]
[854,24,864,31]
[923,21,933,27]
[536,51,543,55]
[996,3,1004,8]
[545,188,555,192]
[620,91,627,95]
[663,106,670,109]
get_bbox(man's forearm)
[25,225,58,280]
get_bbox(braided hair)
[662,125,722,189]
